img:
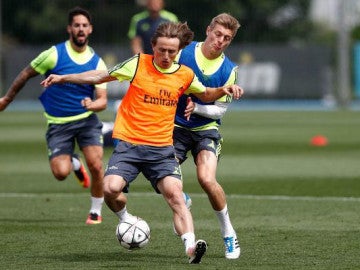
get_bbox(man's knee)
[104,176,125,196]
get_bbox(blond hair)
[209,13,241,37]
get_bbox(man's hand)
[223,85,244,100]
[81,97,93,110]
[40,74,63,87]
[0,96,12,111]
[184,97,194,121]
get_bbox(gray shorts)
[46,113,103,159]
[173,126,223,164]
[105,140,182,193]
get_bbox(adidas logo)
[207,141,215,150]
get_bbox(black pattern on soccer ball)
[116,218,150,250]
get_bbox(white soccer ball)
[116,217,150,250]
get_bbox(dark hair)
[68,6,92,25]
[151,22,194,50]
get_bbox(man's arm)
[41,70,115,87]
[131,36,144,54]
[186,73,243,103]
[193,84,244,103]
[193,66,237,119]
[128,12,144,55]
[193,101,229,120]
[81,87,107,112]
[0,66,39,111]
[81,58,108,112]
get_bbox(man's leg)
[82,145,104,224]
[196,150,240,259]
[157,176,207,264]
[50,154,73,180]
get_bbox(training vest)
[112,54,194,146]
[39,42,100,117]
[175,41,236,129]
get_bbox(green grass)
[1,110,360,269]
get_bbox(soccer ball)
[116,216,150,250]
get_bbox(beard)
[71,33,88,48]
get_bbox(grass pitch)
[1,109,359,269]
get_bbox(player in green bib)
[128,0,178,54]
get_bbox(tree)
[2,0,321,45]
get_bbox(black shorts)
[173,126,223,164]
[105,140,182,193]
[46,113,103,159]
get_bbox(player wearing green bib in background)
[128,0,178,54]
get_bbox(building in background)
[309,0,360,30]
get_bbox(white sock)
[115,206,130,221]
[181,232,195,254]
[89,196,104,216]
[215,204,235,237]
[71,156,81,170]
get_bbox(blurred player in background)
[41,21,243,264]
[0,7,107,225]
[173,13,242,259]
[128,0,178,54]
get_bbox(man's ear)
[205,26,211,36]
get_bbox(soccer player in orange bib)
[41,21,244,264]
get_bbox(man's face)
[152,37,180,69]
[204,24,234,57]
[67,14,93,48]
[147,0,163,13]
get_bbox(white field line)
[0,192,360,202]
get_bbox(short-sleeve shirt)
[31,41,107,123]
[127,10,178,54]
[108,54,206,146]
[175,41,237,129]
